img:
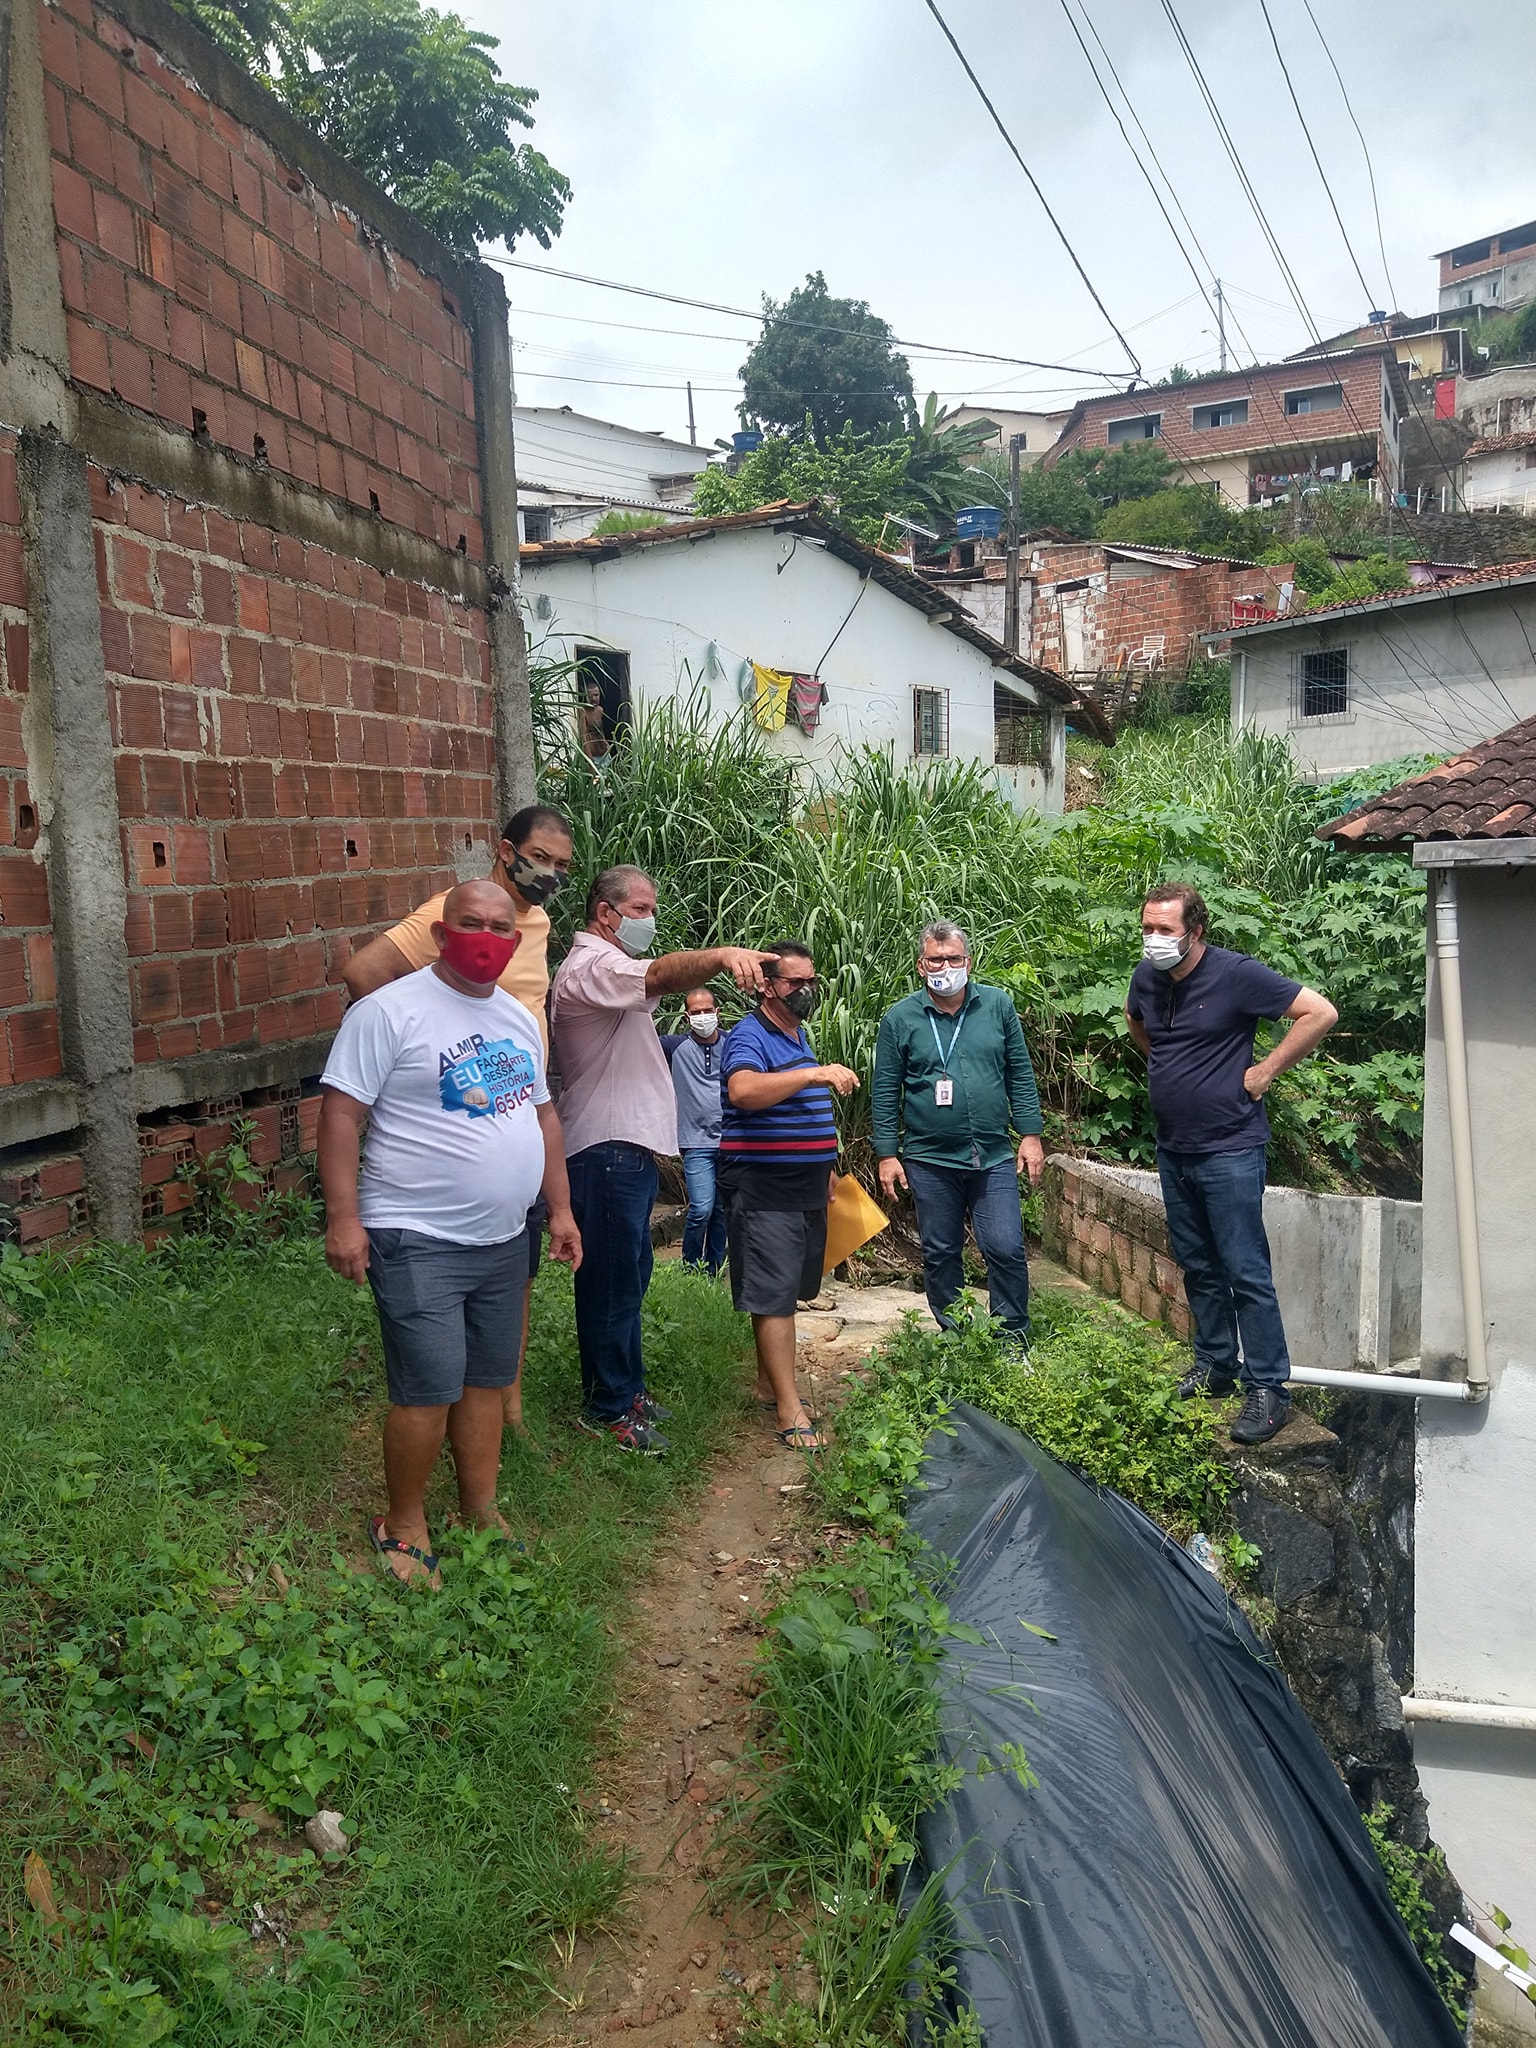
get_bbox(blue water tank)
[733,430,764,453]
[955,504,1002,541]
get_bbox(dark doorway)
[576,647,631,760]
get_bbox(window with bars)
[994,684,1046,766]
[913,687,950,757]
[1294,647,1351,721]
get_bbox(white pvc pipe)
[1284,1364,1474,1401]
[1403,1696,1536,1733]
[1434,870,1491,1395]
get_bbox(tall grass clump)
[537,696,1435,1192]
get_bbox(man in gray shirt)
[661,987,728,1275]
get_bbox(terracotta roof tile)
[1316,713,1536,844]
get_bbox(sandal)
[776,1423,827,1452]
[368,1514,442,1588]
[758,1396,820,1421]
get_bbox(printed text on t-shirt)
[438,1034,537,1120]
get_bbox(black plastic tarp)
[907,1404,1462,2048]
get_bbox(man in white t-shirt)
[549,864,774,1455]
[319,879,580,1586]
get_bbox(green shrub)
[1362,1806,1468,2026]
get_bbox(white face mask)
[688,1010,719,1039]
[924,967,968,996]
[1142,933,1188,972]
[614,912,656,958]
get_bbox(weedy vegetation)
[0,1236,753,2045]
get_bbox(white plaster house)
[1223,562,1536,777]
[519,503,1109,812]
[513,405,714,543]
[1321,725,1536,2038]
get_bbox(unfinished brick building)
[0,0,531,1247]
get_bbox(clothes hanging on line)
[787,672,828,736]
[751,662,791,732]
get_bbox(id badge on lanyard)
[928,1009,966,1108]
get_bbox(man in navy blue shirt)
[1125,882,1337,1445]
[720,944,859,1450]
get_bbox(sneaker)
[575,1410,668,1456]
[1177,1367,1239,1401]
[1229,1387,1292,1446]
[632,1391,675,1425]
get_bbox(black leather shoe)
[1229,1388,1292,1445]
[1177,1368,1239,1400]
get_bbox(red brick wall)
[94,466,493,1063]
[42,0,483,553]
[1027,547,1295,674]
[1050,354,1388,477]
[0,435,65,1090]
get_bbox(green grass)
[0,1236,754,2046]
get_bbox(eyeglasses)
[772,974,819,992]
[921,954,967,969]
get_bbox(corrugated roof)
[520,500,1114,739]
[1317,713,1536,844]
[1222,558,1536,638]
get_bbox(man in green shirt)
[873,921,1044,1343]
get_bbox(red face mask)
[437,925,520,986]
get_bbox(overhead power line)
[1297,0,1400,312]
[1254,0,1380,312]
[919,0,1142,380]
[488,254,1126,381]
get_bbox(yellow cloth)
[752,662,791,733]
[823,1173,890,1277]
[385,890,552,1048]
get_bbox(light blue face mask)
[615,912,657,958]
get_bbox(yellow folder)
[823,1173,890,1277]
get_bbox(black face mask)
[780,986,818,1021]
[510,854,565,906]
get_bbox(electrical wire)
[1254,0,1380,312]
[920,0,1142,380]
[487,255,1127,381]
[1297,0,1400,313]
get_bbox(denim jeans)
[567,1141,657,1420]
[1156,1145,1290,1390]
[903,1158,1031,1339]
[680,1147,728,1275]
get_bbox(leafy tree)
[693,425,911,542]
[589,508,670,535]
[898,394,1002,524]
[1156,363,1196,386]
[1097,485,1266,556]
[740,273,915,440]
[170,0,570,254]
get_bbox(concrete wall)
[1233,584,1536,775]
[0,0,529,1247]
[1463,445,1536,513]
[523,526,1062,812]
[1041,1154,1422,1370]
[1412,858,1536,1975]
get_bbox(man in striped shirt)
[720,944,859,1450]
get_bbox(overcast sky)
[465,0,1533,451]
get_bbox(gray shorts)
[726,1202,828,1317]
[366,1226,530,1406]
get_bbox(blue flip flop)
[369,1514,441,1585]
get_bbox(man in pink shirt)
[551,865,774,1454]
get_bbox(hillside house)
[514,406,714,542]
[1045,344,1407,510]
[1224,563,1536,775]
[1435,219,1536,316]
[1319,724,1536,2033]
[520,504,1108,812]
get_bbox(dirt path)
[514,1263,1087,2047]
[513,1285,930,2048]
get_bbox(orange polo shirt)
[385,891,553,1047]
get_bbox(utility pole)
[1004,433,1023,654]
[686,381,697,446]
[1215,279,1228,373]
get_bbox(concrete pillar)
[18,436,141,1241]
[468,266,535,824]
